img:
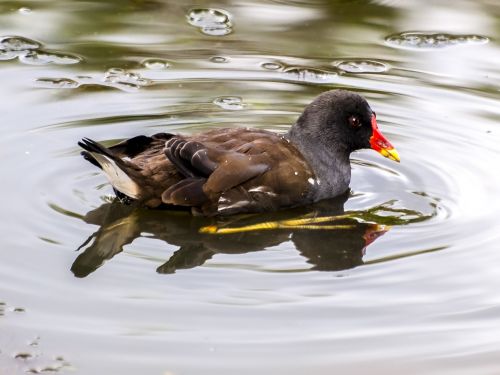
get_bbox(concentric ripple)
[30,97,455,277]
[3,2,500,374]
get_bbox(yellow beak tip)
[380,148,400,163]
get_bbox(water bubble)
[385,32,489,50]
[335,60,388,73]
[103,68,151,91]
[107,67,124,74]
[103,68,124,83]
[18,50,41,64]
[135,78,150,85]
[213,96,244,110]
[142,58,171,70]
[48,52,82,64]
[18,7,32,14]
[187,8,229,26]
[46,366,61,371]
[187,8,232,36]
[15,352,33,360]
[283,66,337,83]
[18,50,82,65]
[261,62,283,71]
[0,35,41,51]
[210,56,230,63]
[36,77,80,89]
[0,49,17,60]
[0,36,82,65]
[125,72,140,80]
[199,25,231,36]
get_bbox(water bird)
[79,90,399,216]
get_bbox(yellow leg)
[279,213,353,226]
[199,214,357,234]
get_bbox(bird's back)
[80,127,316,215]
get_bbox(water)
[1,0,500,374]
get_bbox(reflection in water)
[72,194,432,277]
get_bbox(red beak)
[369,114,400,162]
[363,224,389,247]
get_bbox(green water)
[1,1,500,374]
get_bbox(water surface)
[1,1,500,374]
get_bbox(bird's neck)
[286,126,351,201]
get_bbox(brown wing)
[161,128,315,215]
[213,131,316,215]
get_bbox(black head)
[293,90,375,153]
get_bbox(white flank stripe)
[91,153,140,198]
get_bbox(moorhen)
[79,90,399,216]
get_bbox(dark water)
[2,1,500,374]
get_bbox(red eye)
[348,115,361,128]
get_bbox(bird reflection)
[72,193,388,277]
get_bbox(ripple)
[142,58,171,70]
[213,96,244,110]
[385,32,489,50]
[283,66,337,83]
[335,59,388,73]
[187,8,233,36]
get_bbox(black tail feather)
[108,133,174,158]
[78,138,116,159]
[81,150,102,169]
[78,138,130,171]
